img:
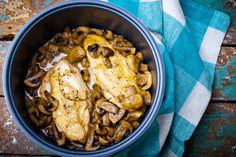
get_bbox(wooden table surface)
[0,0,236,156]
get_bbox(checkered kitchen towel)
[104,0,231,156]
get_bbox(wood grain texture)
[212,47,236,101]
[0,0,63,39]
[184,102,236,157]
[0,0,235,45]
[0,97,51,155]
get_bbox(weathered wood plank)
[224,27,236,45]
[0,0,63,39]
[0,0,235,45]
[212,47,236,101]
[184,102,236,157]
[0,97,51,155]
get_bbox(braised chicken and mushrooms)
[24,26,152,151]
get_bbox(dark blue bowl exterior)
[3,1,165,156]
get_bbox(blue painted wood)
[184,102,236,157]
[212,47,236,100]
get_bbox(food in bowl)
[24,26,152,151]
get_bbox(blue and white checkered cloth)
[104,0,231,156]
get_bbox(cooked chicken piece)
[39,59,90,143]
[83,35,145,111]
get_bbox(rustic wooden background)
[0,0,236,156]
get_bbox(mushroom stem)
[24,70,46,88]
[52,122,66,146]
[44,90,59,111]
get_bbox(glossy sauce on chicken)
[24,26,152,150]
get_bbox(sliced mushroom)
[28,64,40,77]
[37,97,51,115]
[95,123,107,136]
[68,46,86,63]
[141,91,151,105]
[101,47,114,57]
[95,100,105,115]
[52,122,66,146]
[91,112,101,124]
[75,33,85,46]
[89,28,103,36]
[76,26,90,34]
[24,70,45,88]
[112,36,133,47]
[72,30,80,39]
[28,106,40,126]
[40,58,48,68]
[125,111,144,122]
[98,136,109,146]
[53,33,68,45]
[87,44,101,58]
[86,98,94,115]
[44,90,59,111]
[48,43,59,52]
[38,46,47,55]
[105,127,115,137]
[86,124,95,146]
[113,45,136,55]
[85,143,100,151]
[46,53,53,63]
[38,104,51,115]
[108,108,125,124]
[135,52,144,62]
[126,55,139,73]
[125,85,137,97]
[139,63,148,72]
[81,69,90,83]
[132,121,140,129]
[58,45,72,54]
[113,120,132,142]
[25,96,33,108]
[69,141,84,150]
[44,125,55,140]
[104,30,113,40]
[136,71,152,90]
[102,113,110,126]
[62,27,72,38]
[80,57,90,68]
[37,54,45,62]
[96,99,118,113]
[121,94,143,111]
[92,84,102,101]
[38,115,52,127]
[103,57,112,68]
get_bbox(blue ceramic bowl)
[3,1,165,156]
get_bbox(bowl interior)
[6,2,162,156]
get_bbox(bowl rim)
[3,1,165,156]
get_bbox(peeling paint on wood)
[184,103,236,157]
[0,0,235,44]
[224,27,236,45]
[0,97,51,155]
[212,47,236,100]
[0,0,63,39]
